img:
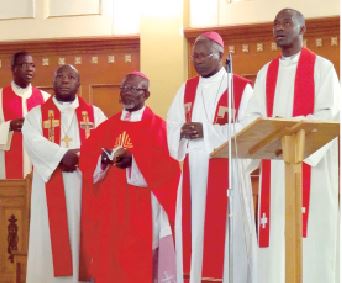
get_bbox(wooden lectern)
[211,117,340,283]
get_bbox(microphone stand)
[225,53,234,283]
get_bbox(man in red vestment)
[79,72,180,283]
[0,51,49,179]
[167,32,256,282]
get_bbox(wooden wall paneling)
[0,36,140,115]
[185,16,340,80]
[90,84,121,118]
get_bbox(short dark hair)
[11,51,32,71]
[281,8,305,27]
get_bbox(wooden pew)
[0,175,31,283]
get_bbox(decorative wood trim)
[0,36,140,55]
[184,16,340,42]
[8,214,18,264]
[88,83,120,103]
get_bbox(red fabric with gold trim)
[78,107,180,282]
[3,85,44,178]
[182,74,251,279]
[41,96,94,276]
[259,48,316,247]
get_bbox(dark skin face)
[52,65,80,171]
[9,55,36,132]
[273,9,305,57]
[53,64,80,102]
[100,74,150,169]
[192,38,222,78]
[180,37,223,140]
[12,55,36,89]
[119,75,150,112]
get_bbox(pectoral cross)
[80,111,94,139]
[43,110,59,142]
[62,135,72,148]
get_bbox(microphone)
[226,53,232,74]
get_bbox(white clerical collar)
[281,51,300,61]
[121,106,146,122]
[199,67,226,83]
[53,95,79,112]
[11,80,32,99]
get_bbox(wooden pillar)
[282,128,305,283]
[140,0,188,118]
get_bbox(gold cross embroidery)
[216,106,236,122]
[79,111,94,139]
[62,135,72,148]
[217,106,228,118]
[115,131,133,149]
[42,110,59,142]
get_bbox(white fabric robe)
[22,96,106,283]
[167,67,257,283]
[0,81,49,179]
[243,52,340,283]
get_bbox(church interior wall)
[0,0,338,117]
[0,2,339,281]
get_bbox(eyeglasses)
[16,63,36,69]
[120,85,148,93]
[191,53,215,61]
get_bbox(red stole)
[258,48,315,247]
[182,74,251,279]
[2,85,44,178]
[78,107,180,282]
[41,96,94,276]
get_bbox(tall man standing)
[243,8,340,283]
[167,31,257,282]
[22,64,106,283]
[78,72,180,283]
[0,51,49,179]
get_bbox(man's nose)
[61,77,70,84]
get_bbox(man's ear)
[144,90,151,99]
[300,24,306,35]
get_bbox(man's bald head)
[277,8,305,27]
[53,64,80,102]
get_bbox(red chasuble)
[182,74,251,280]
[78,107,180,283]
[258,48,315,248]
[2,85,44,178]
[41,96,94,276]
